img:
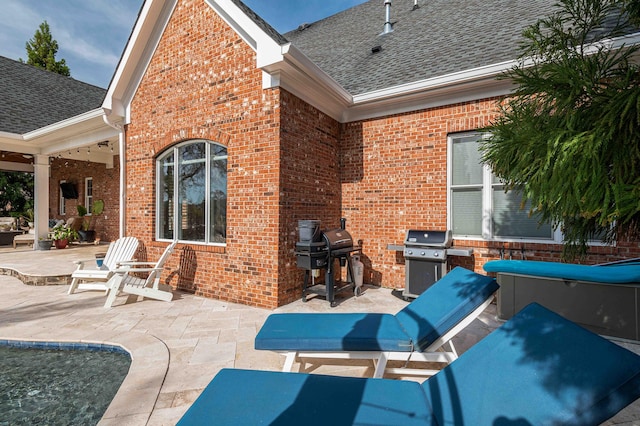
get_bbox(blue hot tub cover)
[484,259,640,284]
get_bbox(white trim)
[355,61,517,104]
[103,0,178,124]
[22,109,105,140]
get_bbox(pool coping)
[0,332,169,425]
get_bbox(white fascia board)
[103,0,178,124]
[205,0,284,67]
[260,43,352,121]
[581,31,640,56]
[22,109,106,141]
[278,44,352,104]
[262,47,517,122]
[336,61,516,122]
[352,60,517,105]
[0,131,23,142]
[340,31,640,122]
[344,76,514,123]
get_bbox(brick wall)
[278,90,342,304]
[123,0,640,308]
[126,0,283,308]
[49,157,120,242]
[340,99,640,288]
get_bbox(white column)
[118,130,126,238]
[33,154,50,247]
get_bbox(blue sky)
[0,0,367,89]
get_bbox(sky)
[0,0,367,89]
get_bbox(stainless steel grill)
[402,229,452,300]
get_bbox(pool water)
[0,343,131,425]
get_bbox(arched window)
[156,140,227,244]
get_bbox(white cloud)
[56,27,121,68]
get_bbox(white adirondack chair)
[104,240,178,308]
[67,236,139,294]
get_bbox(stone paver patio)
[0,244,638,425]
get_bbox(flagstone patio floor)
[0,243,638,425]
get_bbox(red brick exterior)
[49,157,120,242]
[126,0,283,308]
[120,0,640,308]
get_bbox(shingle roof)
[0,56,106,134]
[283,0,559,95]
[230,0,288,45]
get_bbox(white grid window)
[85,177,93,214]
[156,140,227,244]
[59,180,66,215]
[448,132,557,242]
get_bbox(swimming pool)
[0,340,131,425]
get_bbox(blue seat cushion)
[255,313,412,351]
[484,259,640,284]
[180,304,640,425]
[256,267,496,353]
[395,266,498,351]
[422,303,640,425]
[177,368,434,426]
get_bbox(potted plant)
[76,199,104,242]
[24,208,34,228]
[37,237,52,250]
[51,224,78,249]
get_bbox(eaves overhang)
[265,29,640,124]
[0,108,119,162]
[260,52,516,123]
[260,43,353,121]
[342,61,518,122]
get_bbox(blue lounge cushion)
[177,368,431,426]
[395,266,498,351]
[179,303,640,425]
[255,313,412,351]
[484,259,640,284]
[255,267,498,352]
[422,302,640,425]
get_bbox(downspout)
[102,110,126,239]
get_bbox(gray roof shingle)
[230,0,289,45]
[0,56,106,134]
[283,0,558,95]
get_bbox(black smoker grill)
[403,229,452,300]
[295,219,361,307]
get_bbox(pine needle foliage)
[481,0,640,259]
[21,21,70,76]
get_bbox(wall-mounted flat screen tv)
[60,182,78,199]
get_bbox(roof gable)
[104,0,287,124]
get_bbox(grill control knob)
[433,252,439,257]
[407,250,413,255]
[420,251,425,256]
